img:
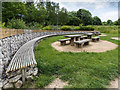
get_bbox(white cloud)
[51,0,119,2]
[99,11,118,21]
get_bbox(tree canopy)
[2,1,118,28]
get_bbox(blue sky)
[51,0,119,22]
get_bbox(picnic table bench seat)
[92,36,100,42]
[74,39,91,48]
[58,38,71,46]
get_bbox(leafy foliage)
[43,26,52,30]
[61,25,71,30]
[77,9,92,25]
[7,18,28,29]
[2,2,27,23]
[92,16,102,25]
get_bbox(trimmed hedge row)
[61,25,94,31]
[42,25,94,31]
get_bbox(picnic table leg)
[61,41,66,46]
[87,35,92,39]
[75,37,79,41]
[97,38,99,41]
[76,43,79,48]
[85,41,89,45]
[70,37,74,46]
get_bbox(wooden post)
[22,68,26,83]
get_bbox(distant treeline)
[2,1,120,29]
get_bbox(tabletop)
[64,34,82,38]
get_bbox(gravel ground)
[112,37,120,40]
[108,76,120,88]
[45,78,68,88]
[51,40,118,53]
[100,33,107,36]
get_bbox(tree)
[67,16,81,26]
[92,16,102,25]
[2,2,27,24]
[58,7,69,25]
[114,18,120,25]
[107,20,113,25]
[68,11,77,17]
[45,2,59,25]
[76,9,92,26]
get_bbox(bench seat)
[92,36,100,42]
[58,38,71,46]
[74,39,91,48]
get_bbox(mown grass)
[33,33,119,88]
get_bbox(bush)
[74,26,80,30]
[74,26,94,31]
[7,19,28,29]
[61,25,71,31]
[0,22,5,28]
[34,22,43,29]
[43,26,52,30]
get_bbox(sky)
[51,0,119,22]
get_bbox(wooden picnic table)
[64,34,82,46]
[85,33,93,39]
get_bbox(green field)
[25,33,119,88]
[93,26,118,34]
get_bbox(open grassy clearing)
[30,33,119,88]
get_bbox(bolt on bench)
[92,36,100,42]
[58,38,71,46]
[74,39,91,48]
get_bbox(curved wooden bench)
[6,34,57,82]
[6,34,56,73]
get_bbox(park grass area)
[94,26,118,34]
[32,33,119,88]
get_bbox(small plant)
[43,26,52,30]
[61,25,71,31]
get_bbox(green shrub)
[7,19,28,29]
[86,26,94,30]
[94,25,118,34]
[74,26,80,30]
[74,26,94,31]
[0,22,5,28]
[43,26,52,30]
[61,25,71,31]
[34,22,43,29]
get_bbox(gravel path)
[108,76,120,89]
[100,33,107,36]
[45,78,68,88]
[51,40,118,53]
[112,37,120,40]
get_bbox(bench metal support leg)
[22,68,26,83]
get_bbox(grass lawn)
[28,33,119,88]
